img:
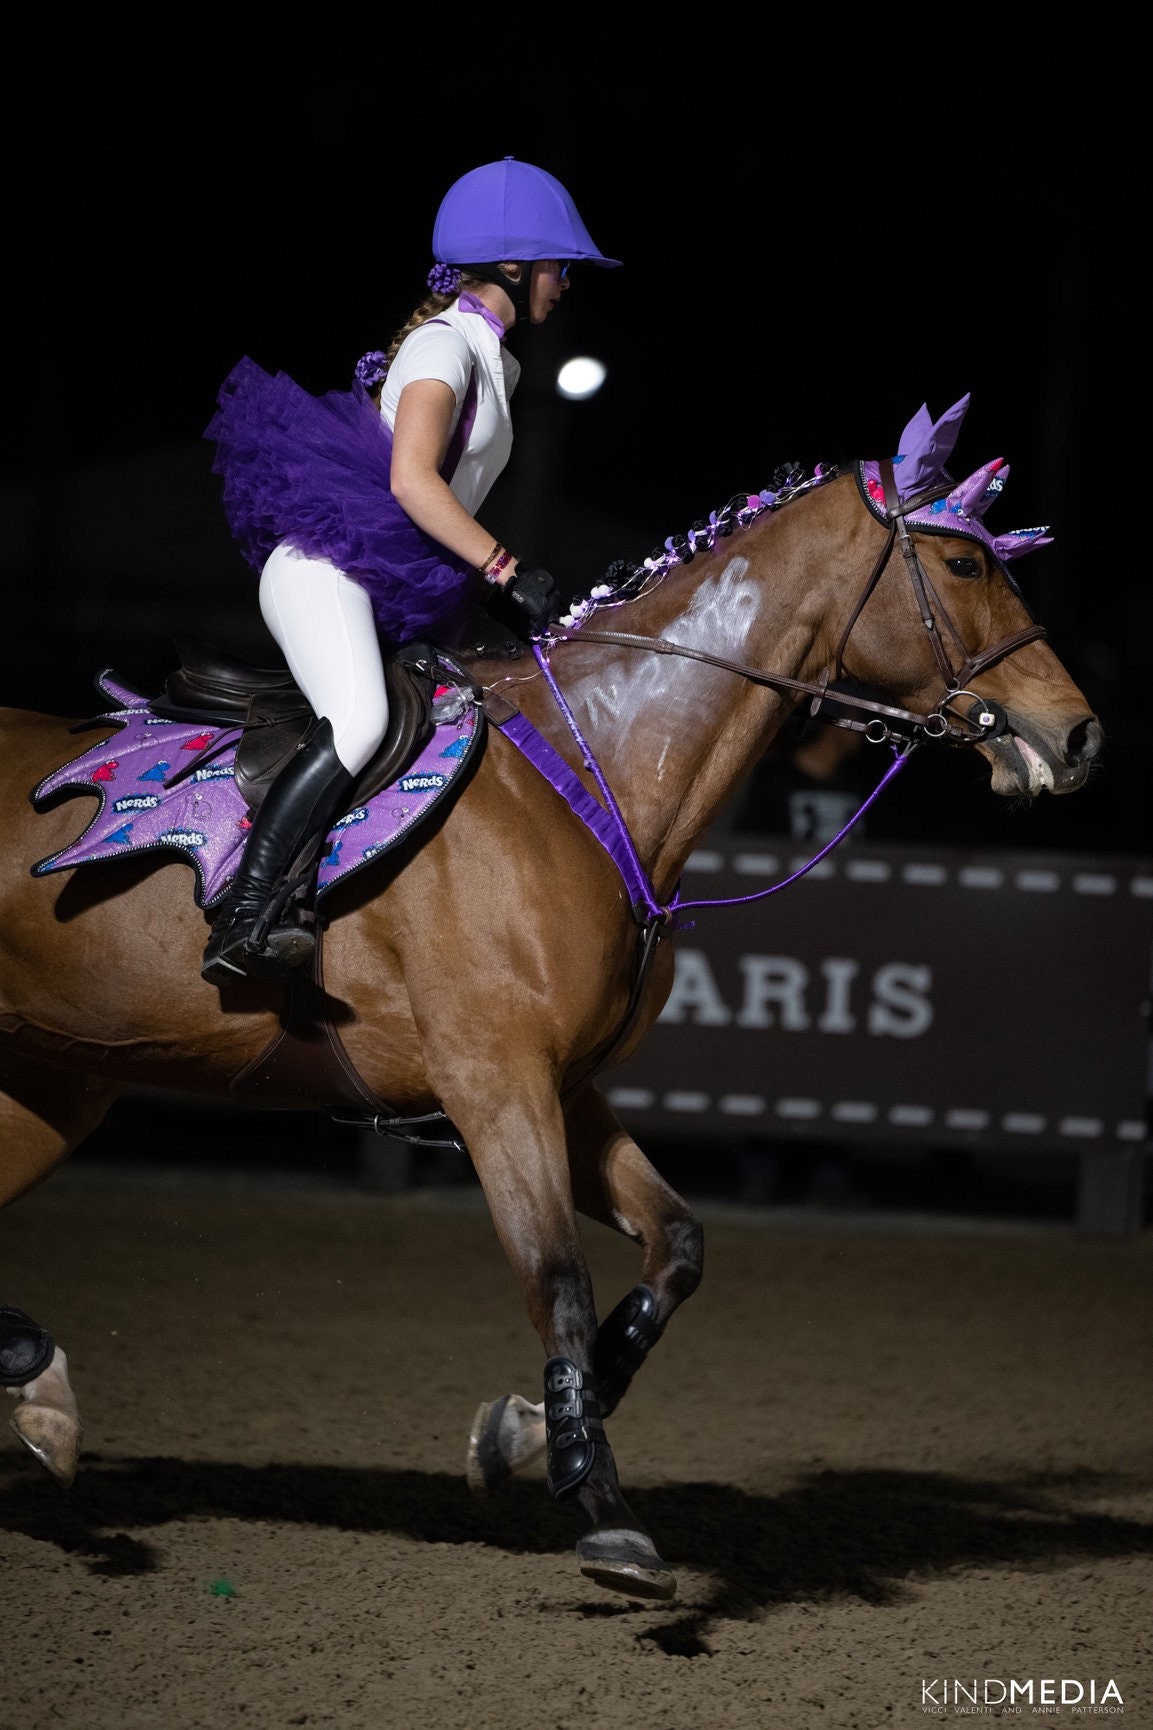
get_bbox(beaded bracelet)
[480,545,514,585]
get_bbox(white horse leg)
[6,1347,83,1486]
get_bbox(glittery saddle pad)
[31,664,484,910]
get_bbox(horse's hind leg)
[0,1054,123,1485]
[567,1084,704,1412]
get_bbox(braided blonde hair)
[358,272,490,401]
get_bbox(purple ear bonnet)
[859,393,1052,564]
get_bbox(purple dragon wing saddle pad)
[30,657,483,908]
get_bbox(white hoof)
[5,1348,82,1487]
[466,1393,546,1495]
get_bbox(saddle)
[152,634,439,813]
[150,586,527,814]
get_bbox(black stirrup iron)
[543,1358,606,1498]
[593,1284,664,1417]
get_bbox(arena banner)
[604,840,1153,1156]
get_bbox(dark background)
[0,59,1144,1223]
[2,68,1136,854]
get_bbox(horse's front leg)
[448,1077,676,1601]
[468,1085,703,1504]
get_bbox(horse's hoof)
[466,1393,546,1494]
[9,1405,83,1487]
[576,1529,677,1602]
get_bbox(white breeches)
[259,544,390,775]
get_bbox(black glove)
[505,566,562,629]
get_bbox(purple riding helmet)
[429,156,621,319]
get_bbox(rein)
[552,628,947,739]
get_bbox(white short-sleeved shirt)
[378,302,520,517]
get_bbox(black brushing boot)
[0,1305,55,1386]
[543,1357,607,1498]
[593,1284,665,1417]
[201,718,354,987]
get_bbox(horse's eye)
[945,556,983,579]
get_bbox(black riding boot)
[201,719,354,987]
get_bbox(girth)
[229,928,465,1147]
[229,945,392,1115]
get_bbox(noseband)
[552,457,1048,748]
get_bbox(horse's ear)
[894,393,971,498]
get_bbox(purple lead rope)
[668,744,911,917]
[530,643,913,926]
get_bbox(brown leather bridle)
[551,458,1048,748]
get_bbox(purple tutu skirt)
[204,357,475,642]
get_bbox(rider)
[201,157,621,988]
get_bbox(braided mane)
[558,462,838,630]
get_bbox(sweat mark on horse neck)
[578,555,760,738]
[680,556,754,644]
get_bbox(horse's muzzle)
[982,712,1104,796]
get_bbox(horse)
[0,395,1102,1602]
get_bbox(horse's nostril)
[1067,716,1104,765]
